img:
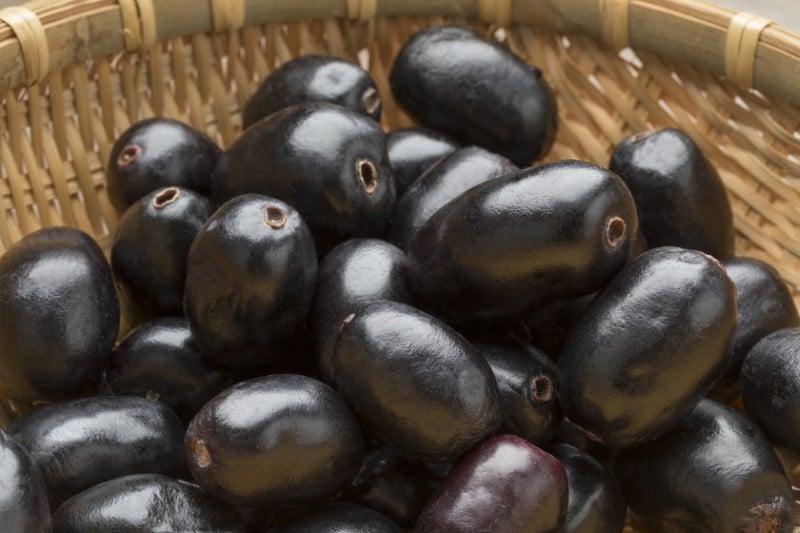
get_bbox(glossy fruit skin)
[344,445,439,528]
[385,146,517,251]
[51,474,244,533]
[242,55,381,128]
[741,328,800,453]
[386,127,459,194]
[390,27,557,166]
[184,195,317,370]
[415,434,567,532]
[107,118,221,212]
[476,340,562,445]
[0,429,51,533]
[111,187,212,325]
[213,102,395,248]
[406,160,638,323]
[310,239,413,384]
[549,443,626,533]
[184,374,365,506]
[106,316,234,424]
[11,395,185,510]
[558,247,737,450]
[712,258,800,400]
[0,227,119,406]
[267,503,403,533]
[333,301,502,462]
[612,399,795,533]
[609,128,734,259]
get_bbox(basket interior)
[0,15,798,305]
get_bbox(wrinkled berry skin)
[612,400,795,533]
[390,26,557,166]
[0,227,119,407]
[406,160,637,323]
[609,128,734,259]
[213,102,395,250]
[242,55,381,128]
[184,195,317,370]
[267,503,403,533]
[106,317,234,424]
[558,247,737,450]
[333,301,502,462]
[51,474,245,533]
[11,395,185,510]
[549,443,626,533]
[112,187,212,325]
[386,127,459,194]
[741,328,800,454]
[711,257,800,400]
[385,146,517,251]
[414,434,567,532]
[185,374,365,507]
[310,238,413,384]
[0,429,51,533]
[107,118,220,212]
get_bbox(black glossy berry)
[390,27,557,166]
[106,316,234,424]
[107,118,221,212]
[185,374,365,507]
[386,127,459,194]
[111,187,212,325]
[11,395,185,510]
[243,55,381,128]
[0,227,119,407]
[0,429,50,533]
[184,195,317,370]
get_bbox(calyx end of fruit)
[264,206,288,229]
[153,187,181,209]
[357,159,379,196]
[530,375,554,403]
[362,87,381,115]
[192,438,213,469]
[117,144,142,167]
[605,216,626,248]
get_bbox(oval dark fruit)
[344,445,439,528]
[213,102,394,249]
[242,55,381,128]
[111,187,212,325]
[0,227,119,407]
[609,128,734,259]
[712,257,799,400]
[184,195,317,370]
[107,118,220,212]
[390,26,557,166]
[385,146,517,251]
[184,374,365,506]
[558,247,737,450]
[310,238,413,384]
[741,328,800,453]
[51,474,244,533]
[0,429,50,533]
[476,340,562,445]
[333,300,501,462]
[386,127,459,194]
[414,434,567,532]
[267,503,403,533]
[549,443,626,533]
[613,399,795,532]
[106,316,234,424]
[406,160,638,323]
[11,395,185,510]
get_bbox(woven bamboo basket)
[0,0,798,529]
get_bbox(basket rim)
[0,0,797,105]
